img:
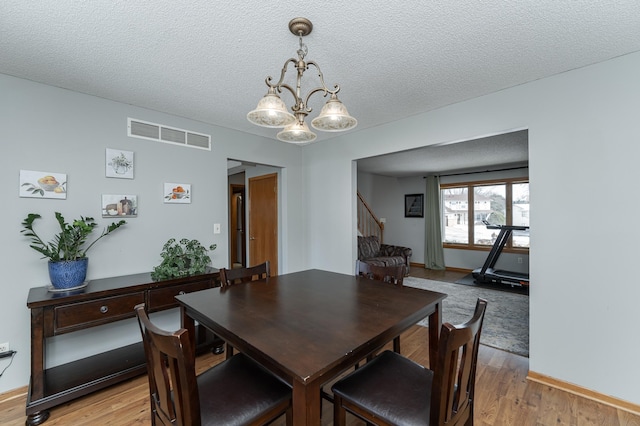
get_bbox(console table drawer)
[54,292,145,333]
[147,280,212,311]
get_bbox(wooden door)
[248,173,278,274]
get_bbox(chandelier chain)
[297,35,307,60]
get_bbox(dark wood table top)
[177,269,447,423]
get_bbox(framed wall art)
[164,183,191,204]
[19,170,67,199]
[106,148,134,179]
[102,194,138,217]
[404,193,424,218]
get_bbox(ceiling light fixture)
[247,17,357,144]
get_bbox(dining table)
[176,268,447,426]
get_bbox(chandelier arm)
[306,61,341,96]
[276,83,301,109]
[266,58,299,90]
[302,87,336,113]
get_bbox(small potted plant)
[151,238,216,281]
[22,212,126,289]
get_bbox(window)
[442,178,529,251]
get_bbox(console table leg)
[26,410,50,426]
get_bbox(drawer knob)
[178,291,186,295]
[100,306,109,314]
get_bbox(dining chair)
[332,298,488,426]
[134,304,292,426]
[356,260,406,353]
[356,259,405,286]
[219,260,270,288]
[320,261,409,407]
[218,261,270,358]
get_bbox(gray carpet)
[404,277,529,357]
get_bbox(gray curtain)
[424,175,445,270]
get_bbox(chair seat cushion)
[364,256,406,267]
[332,350,433,426]
[198,353,291,426]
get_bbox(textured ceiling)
[357,130,529,178]
[2,1,640,175]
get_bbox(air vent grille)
[161,127,186,144]
[128,118,211,150]
[130,120,159,139]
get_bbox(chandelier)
[247,18,357,144]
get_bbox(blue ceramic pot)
[48,258,88,289]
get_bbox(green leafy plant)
[151,238,217,281]
[21,212,126,261]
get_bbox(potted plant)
[22,212,126,289]
[151,238,216,281]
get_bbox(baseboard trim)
[527,371,640,416]
[445,266,472,274]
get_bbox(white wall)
[306,51,640,405]
[0,74,307,393]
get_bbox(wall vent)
[128,118,211,151]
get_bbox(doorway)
[229,183,246,268]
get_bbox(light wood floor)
[1,269,638,425]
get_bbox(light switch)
[213,223,221,234]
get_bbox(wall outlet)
[0,342,9,353]
[517,257,523,264]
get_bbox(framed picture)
[102,194,138,217]
[404,193,424,218]
[106,148,134,179]
[164,183,191,204]
[20,170,67,199]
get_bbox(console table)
[25,270,221,425]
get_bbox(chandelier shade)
[311,94,358,131]
[247,88,296,128]
[247,17,356,144]
[277,120,317,144]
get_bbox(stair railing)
[357,191,384,243]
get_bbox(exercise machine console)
[472,221,529,286]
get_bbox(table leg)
[292,378,321,425]
[180,306,196,354]
[428,301,442,370]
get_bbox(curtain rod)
[424,165,528,178]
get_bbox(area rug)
[404,277,529,357]
[455,273,529,295]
